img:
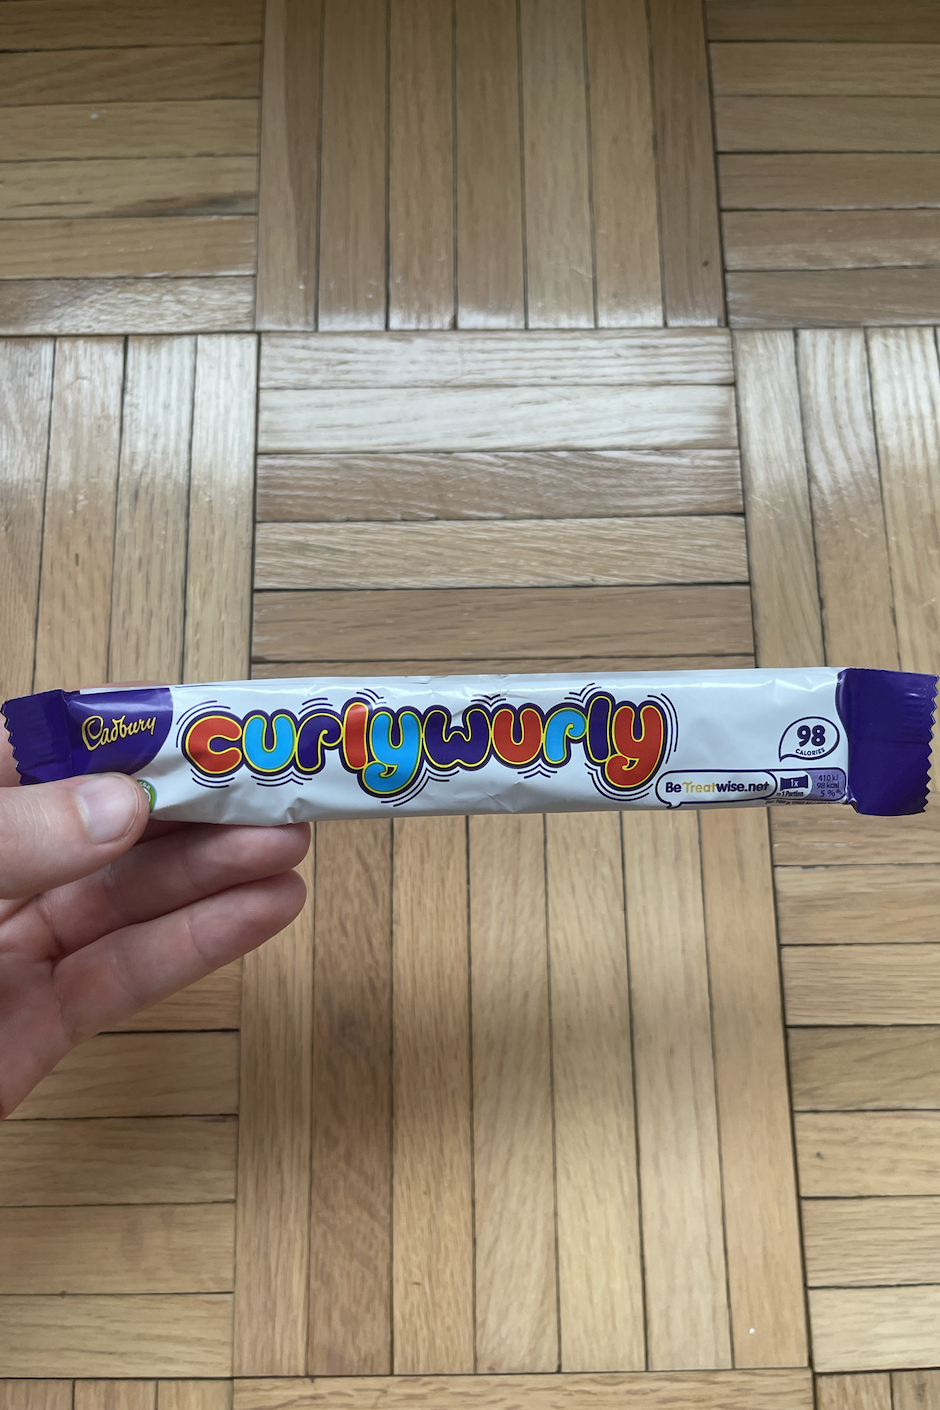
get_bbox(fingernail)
[75,774,141,844]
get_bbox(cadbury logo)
[81,714,157,751]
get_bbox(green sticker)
[138,778,157,812]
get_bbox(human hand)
[0,718,309,1118]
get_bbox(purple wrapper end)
[2,690,76,784]
[836,668,938,816]
[2,686,174,785]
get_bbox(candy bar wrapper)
[3,667,936,823]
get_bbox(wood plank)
[585,0,662,327]
[251,586,755,662]
[158,1386,232,1410]
[705,1,940,43]
[0,1385,71,1410]
[796,1112,940,1196]
[895,1373,940,1410]
[233,847,314,1376]
[108,962,242,1032]
[258,330,734,387]
[816,1377,891,1410]
[470,815,557,1373]
[733,330,824,667]
[0,278,254,336]
[252,654,757,677]
[784,945,940,1026]
[699,808,806,1368]
[725,210,940,272]
[232,1370,814,1409]
[803,1197,940,1288]
[0,44,262,104]
[810,1287,940,1373]
[772,807,940,867]
[0,215,255,279]
[718,153,940,210]
[868,328,940,675]
[183,333,257,682]
[454,0,525,329]
[729,270,940,327]
[318,0,387,330]
[796,329,898,668]
[309,820,392,1375]
[0,156,259,220]
[392,817,474,1374]
[0,1204,234,1293]
[255,0,322,331]
[715,96,940,154]
[0,0,263,49]
[0,338,53,697]
[649,0,724,326]
[623,809,728,1370]
[0,1295,232,1377]
[775,864,940,943]
[32,338,122,691]
[254,517,748,590]
[0,101,259,161]
[109,335,194,682]
[710,43,940,98]
[519,0,594,328]
[257,385,737,453]
[255,450,745,522]
[388,0,454,330]
[75,1388,155,1410]
[790,1028,940,1110]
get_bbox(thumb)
[0,774,150,899]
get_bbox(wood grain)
[789,1028,940,1110]
[251,586,755,662]
[728,270,940,327]
[0,44,261,105]
[183,333,257,682]
[775,864,940,943]
[392,818,474,1374]
[0,156,259,220]
[0,0,263,49]
[649,0,724,326]
[624,809,729,1370]
[254,517,748,590]
[0,338,53,697]
[815,1377,892,1410]
[803,1197,940,1287]
[796,1112,940,1196]
[724,211,940,272]
[0,216,255,279]
[810,1286,940,1373]
[705,1,940,43]
[74,1387,156,1410]
[718,153,940,210]
[715,96,940,154]
[0,1386,71,1410]
[108,962,242,1032]
[389,0,454,330]
[233,847,314,1376]
[0,101,258,162]
[310,821,392,1375]
[0,1203,234,1293]
[318,0,387,330]
[454,0,525,329]
[158,1386,232,1410]
[699,808,807,1368]
[783,944,940,1026]
[9,1032,238,1119]
[796,329,898,668]
[253,655,755,679]
[733,330,824,667]
[710,43,940,97]
[255,0,321,331]
[0,279,254,336]
[470,815,557,1373]
[772,805,940,867]
[895,1373,940,1410]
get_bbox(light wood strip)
[0,338,53,697]
[710,43,940,97]
[796,329,898,668]
[0,279,254,336]
[649,0,724,326]
[9,1033,238,1119]
[231,1370,814,1409]
[775,864,940,943]
[624,810,728,1370]
[705,1,940,43]
[585,0,661,327]
[0,0,263,49]
[700,808,806,1368]
[254,517,748,590]
[715,96,940,154]
[252,587,755,662]
[389,0,454,330]
[109,335,194,682]
[790,1028,940,1111]
[733,330,823,667]
[258,330,734,387]
[0,44,261,104]
[815,1375,893,1410]
[725,210,940,273]
[318,0,387,330]
[784,945,940,1026]
[718,153,940,210]
[183,333,257,682]
[454,0,525,329]
[73,1385,155,1410]
[0,217,256,280]
[233,847,314,1376]
[252,655,756,678]
[158,1386,232,1410]
[0,1385,71,1410]
[0,1296,232,1377]
[772,806,940,867]
[0,156,259,220]
[869,328,940,675]
[0,101,259,162]
[309,820,392,1375]
[810,1287,940,1373]
[728,270,940,327]
[0,1204,234,1294]
[255,450,744,522]
[797,1112,940,1196]
[255,0,322,331]
[108,962,242,1032]
[895,1373,940,1410]
[257,385,737,453]
[32,337,122,692]
[470,815,557,1373]
[392,817,474,1374]
[804,1197,940,1288]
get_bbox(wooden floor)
[2,1,940,1403]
